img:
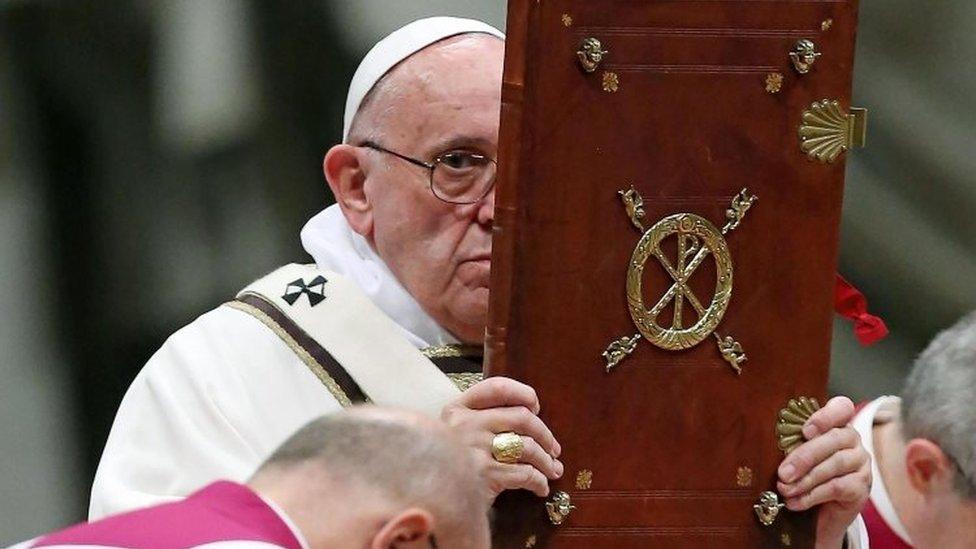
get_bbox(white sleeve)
[845,514,870,549]
[88,306,343,520]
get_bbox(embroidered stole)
[224,264,482,410]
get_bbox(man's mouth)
[464,253,492,264]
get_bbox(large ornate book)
[486,1,863,547]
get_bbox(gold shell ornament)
[798,100,867,163]
[777,396,821,454]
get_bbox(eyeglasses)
[360,141,496,205]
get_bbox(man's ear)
[905,438,955,496]
[324,144,373,237]
[370,508,435,549]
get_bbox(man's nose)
[476,187,495,226]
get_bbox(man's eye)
[439,152,480,170]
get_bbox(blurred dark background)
[0,0,973,543]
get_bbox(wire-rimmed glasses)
[360,141,496,205]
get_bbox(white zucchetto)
[342,16,505,142]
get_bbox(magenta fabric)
[32,481,303,549]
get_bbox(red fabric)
[834,273,889,345]
[32,481,303,549]
[862,498,914,549]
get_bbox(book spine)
[485,0,534,377]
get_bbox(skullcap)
[342,16,505,142]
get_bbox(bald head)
[250,407,488,549]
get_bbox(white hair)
[901,310,976,499]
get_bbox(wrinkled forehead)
[397,37,502,102]
[374,35,504,147]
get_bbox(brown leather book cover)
[486,1,862,547]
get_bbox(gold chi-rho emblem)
[603,186,756,374]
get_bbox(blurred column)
[155,0,260,152]
[0,45,80,543]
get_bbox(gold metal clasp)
[799,100,869,163]
[849,107,868,148]
[545,491,576,525]
[754,491,786,526]
[789,39,821,74]
[577,37,608,73]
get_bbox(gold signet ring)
[491,432,524,464]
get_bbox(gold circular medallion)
[491,432,524,464]
[626,213,733,350]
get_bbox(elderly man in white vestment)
[90,16,871,548]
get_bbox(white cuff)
[845,514,870,549]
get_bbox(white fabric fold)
[300,205,457,348]
[853,395,913,546]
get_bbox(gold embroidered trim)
[447,372,483,392]
[224,300,354,407]
[421,344,484,359]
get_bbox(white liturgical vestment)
[88,206,467,519]
[90,15,505,520]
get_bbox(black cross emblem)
[282,276,327,306]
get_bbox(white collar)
[299,205,459,348]
[852,395,913,545]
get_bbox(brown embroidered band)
[229,293,369,406]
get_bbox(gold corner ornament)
[754,491,786,526]
[789,39,821,74]
[602,71,620,93]
[765,72,784,94]
[603,187,756,374]
[736,466,753,487]
[777,396,821,454]
[575,469,593,490]
[577,37,608,73]
[546,491,575,525]
[799,100,868,163]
